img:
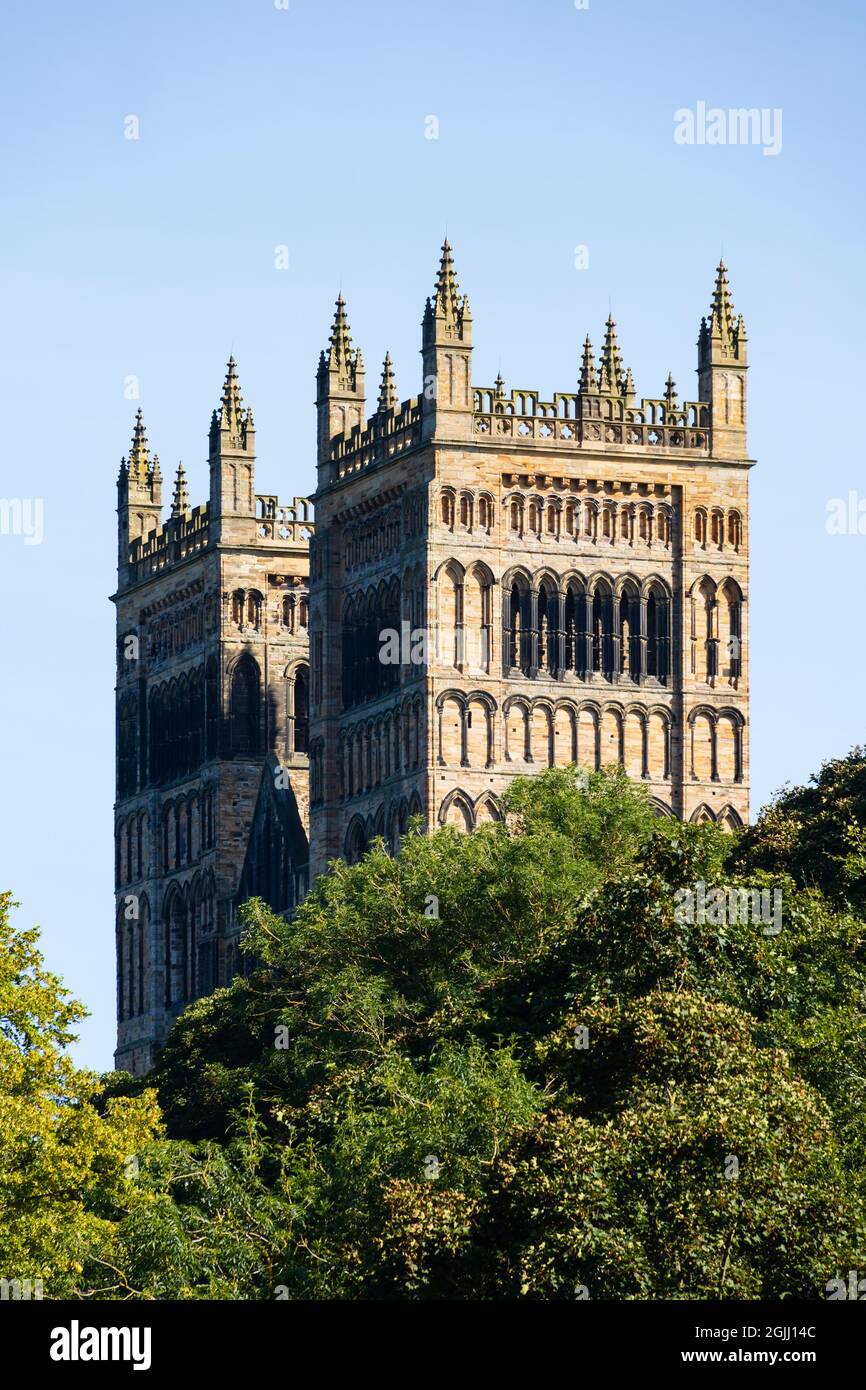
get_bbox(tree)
[113,766,864,1299]
[0,893,160,1296]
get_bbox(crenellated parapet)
[330,397,423,480]
[127,504,210,585]
[315,249,747,487]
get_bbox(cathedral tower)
[307,246,751,878]
[112,361,313,1074]
[113,248,753,1073]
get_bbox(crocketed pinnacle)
[710,261,735,343]
[327,294,354,369]
[128,409,149,483]
[219,356,245,430]
[171,461,190,517]
[434,238,461,321]
[664,372,678,406]
[699,261,746,360]
[598,315,626,395]
[377,352,397,413]
[423,239,471,341]
[579,336,598,392]
[321,294,363,389]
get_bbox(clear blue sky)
[1,0,863,1070]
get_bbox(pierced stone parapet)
[472,387,710,454]
[255,495,315,544]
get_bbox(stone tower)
[112,360,313,1075]
[113,249,753,1074]
[307,246,751,878]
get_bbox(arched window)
[118,694,138,798]
[205,658,219,758]
[283,594,296,631]
[346,819,367,865]
[695,510,707,547]
[230,655,260,755]
[537,582,558,675]
[506,582,530,674]
[728,511,742,549]
[646,586,671,681]
[165,892,190,1008]
[619,589,639,676]
[591,586,614,678]
[246,591,262,629]
[288,664,309,753]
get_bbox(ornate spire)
[377,352,397,413]
[128,409,149,482]
[171,461,190,517]
[321,293,362,390]
[434,238,460,321]
[663,372,678,408]
[579,336,598,393]
[327,294,354,368]
[598,316,626,395]
[424,239,471,344]
[710,261,736,344]
[150,452,162,484]
[211,355,254,451]
[623,366,637,406]
[699,262,746,368]
[219,355,245,430]
[494,370,506,402]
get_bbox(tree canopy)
[6,755,866,1299]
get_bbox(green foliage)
[733,745,866,912]
[8,753,866,1299]
[0,893,161,1295]
[109,764,865,1299]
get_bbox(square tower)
[308,248,751,878]
[112,362,313,1075]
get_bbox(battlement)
[255,494,315,544]
[316,249,747,487]
[323,384,711,479]
[330,398,423,481]
[127,504,210,585]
